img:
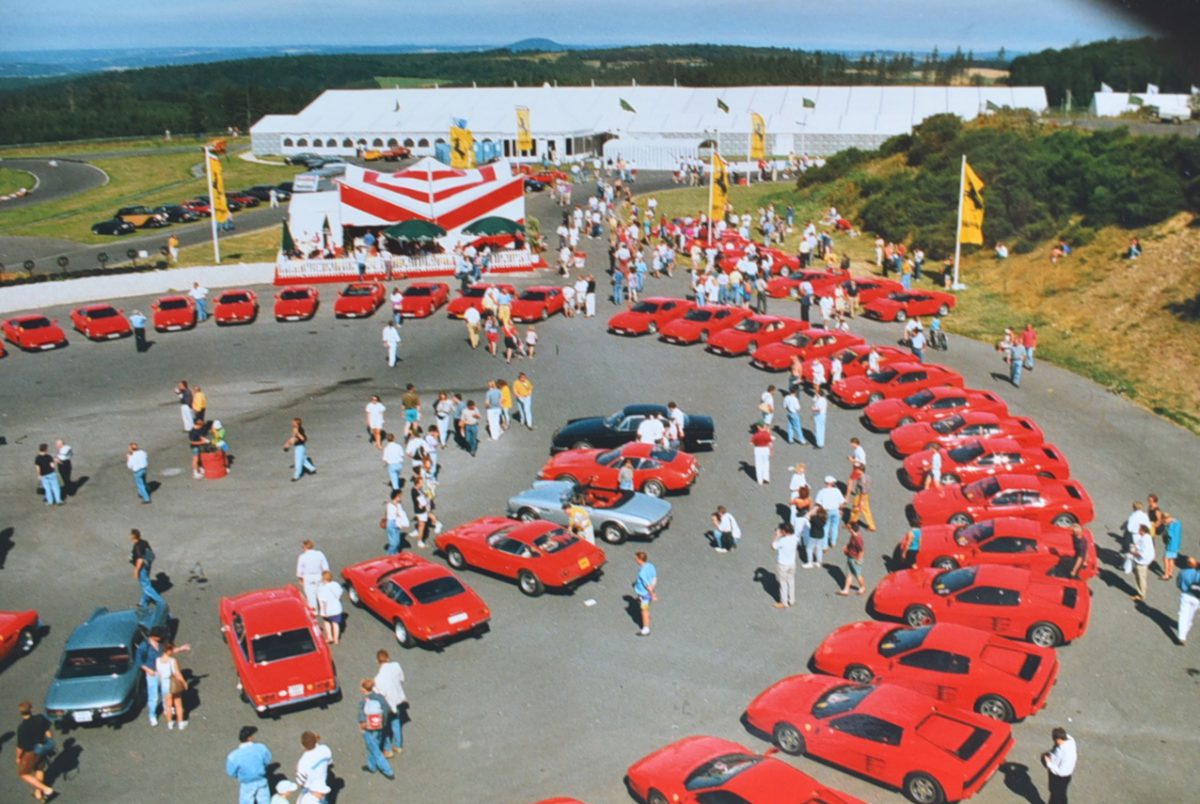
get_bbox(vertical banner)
[208,151,230,224]
[450,124,475,169]
[516,106,533,153]
[710,153,729,223]
[959,159,986,246]
[750,112,766,160]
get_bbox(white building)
[1089,84,1194,122]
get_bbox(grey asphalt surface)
[0,186,1198,804]
[0,157,109,209]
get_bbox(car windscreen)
[534,530,578,554]
[932,567,978,596]
[650,448,678,462]
[596,449,622,466]
[734,319,762,332]
[252,628,317,664]
[519,290,546,301]
[812,683,872,718]
[949,442,985,463]
[407,286,434,296]
[683,754,762,791]
[86,308,120,319]
[630,302,660,313]
[932,414,966,434]
[683,308,713,322]
[603,411,625,428]
[280,290,310,301]
[955,521,995,544]
[878,625,931,657]
[962,476,1001,500]
[20,317,51,329]
[869,369,898,384]
[409,576,466,605]
[343,286,373,297]
[220,293,250,303]
[905,389,936,407]
[59,647,131,678]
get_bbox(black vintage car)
[551,404,716,454]
[91,218,136,236]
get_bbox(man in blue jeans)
[226,726,272,804]
[34,443,63,506]
[358,679,394,779]
[126,442,152,503]
[130,529,165,607]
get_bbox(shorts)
[486,332,499,344]
[416,512,429,523]
[846,557,863,576]
[404,409,419,423]
[190,446,200,455]
[323,613,347,626]
[17,750,44,775]
[638,594,652,608]
[504,337,518,350]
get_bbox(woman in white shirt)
[365,395,387,450]
[156,643,188,730]
[316,571,345,645]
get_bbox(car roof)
[66,608,140,650]
[225,588,311,632]
[621,404,669,417]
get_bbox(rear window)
[252,628,317,664]
[87,307,120,319]
[280,290,310,300]
[631,302,660,313]
[932,414,965,434]
[220,293,250,303]
[59,647,131,678]
[343,286,374,297]
[409,576,466,605]
[159,299,188,310]
[407,286,434,297]
[683,754,761,791]
[20,317,51,329]
[519,290,546,301]
[683,309,713,322]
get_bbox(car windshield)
[58,647,131,679]
[519,290,546,301]
[534,529,578,554]
[603,410,627,428]
[251,628,317,664]
[782,332,811,347]
[343,286,374,297]
[86,308,120,319]
[955,521,995,545]
[280,290,310,300]
[683,754,762,791]
[220,293,250,303]
[409,576,466,605]
[905,389,936,407]
[734,319,763,332]
[962,477,1001,500]
[878,625,931,657]
[932,567,978,596]
[932,414,966,434]
[407,287,434,297]
[683,308,713,322]
[949,442,985,463]
[869,369,898,384]
[596,449,622,466]
[630,302,660,313]
[20,317,51,329]
[813,683,872,718]
[464,288,487,298]
[650,448,678,462]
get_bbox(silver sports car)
[506,480,672,545]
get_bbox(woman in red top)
[750,423,774,485]
[839,523,867,596]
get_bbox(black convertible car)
[551,404,715,453]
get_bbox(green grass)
[170,225,282,267]
[0,133,218,158]
[0,166,35,196]
[374,76,452,88]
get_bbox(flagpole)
[952,154,965,291]
[707,130,718,247]
[204,147,221,264]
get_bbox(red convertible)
[707,315,806,356]
[0,609,40,666]
[903,439,1070,488]
[867,389,1010,432]
[342,554,490,648]
[151,295,197,331]
[537,442,698,497]
[608,297,695,336]
[871,565,1092,647]
[910,518,1098,580]
[913,474,1095,529]
[812,621,1058,722]
[890,412,1043,456]
[213,289,259,325]
[626,735,866,804]
[69,304,132,341]
[744,674,1013,804]
[334,282,386,318]
[510,286,566,322]
[435,517,606,597]
[864,290,957,322]
[273,286,320,321]
[658,305,753,345]
[832,365,964,408]
[2,315,68,351]
[446,283,516,318]
[399,282,450,318]
[218,586,339,713]
[748,328,862,371]
[765,270,840,298]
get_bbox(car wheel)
[975,694,1015,722]
[941,473,960,485]
[1028,621,1063,648]
[239,687,250,704]
[600,522,627,545]
[948,512,973,526]
[845,664,874,683]
[868,392,885,404]
[898,416,915,426]
[932,556,959,570]
[904,604,935,627]
[773,721,806,755]
[445,546,466,570]
[347,585,361,606]
[642,479,666,498]
[513,508,539,524]
[18,627,36,655]
[938,303,950,316]
[647,322,658,334]
[554,474,578,487]
[648,791,669,804]
[699,330,709,343]
[896,310,908,322]
[904,772,946,804]
[517,570,544,597]
[571,441,591,450]
[1051,513,1078,528]
[393,619,413,648]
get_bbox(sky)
[0,0,1153,54]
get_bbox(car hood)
[873,568,938,607]
[890,422,935,450]
[749,342,795,366]
[608,311,650,327]
[865,398,906,424]
[599,493,672,522]
[46,671,136,711]
[913,485,966,518]
[814,621,889,667]
[867,298,902,313]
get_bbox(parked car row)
[90,185,291,236]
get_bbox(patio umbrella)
[462,216,524,236]
[385,219,447,241]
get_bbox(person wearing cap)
[814,475,846,548]
[226,726,272,804]
[270,780,298,804]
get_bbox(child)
[525,325,538,358]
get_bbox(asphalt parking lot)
[1,187,1198,804]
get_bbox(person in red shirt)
[1022,323,1038,370]
[750,423,774,485]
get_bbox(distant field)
[0,165,35,195]
[0,133,215,158]
[374,76,452,88]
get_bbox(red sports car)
[510,286,566,322]
[399,282,450,318]
[607,297,695,336]
[446,283,516,318]
[913,474,1095,529]
[213,289,258,325]
[871,565,1092,647]
[151,295,197,331]
[273,286,320,321]
[218,585,339,713]
[903,439,1070,488]
[765,270,840,298]
[69,304,132,341]
[342,553,490,648]
[2,315,68,351]
[626,735,866,804]
[832,365,964,408]
[910,518,1098,580]
[181,198,212,216]
[333,282,385,318]
[537,442,698,497]
[806,344,909,381]
[707,315,807,356]
[749,328,866,371]
[822,277,906,304]
[0,609,40,665]
[435,517,606,597]
[889,412,1044,456]
[658,305,753,345]
[864,290,957,322]
[812,621,1058,722]
[867,389,1011,433]
[744,674,1013,804]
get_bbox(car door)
[892,648,971,706]
[230,613,252,687]
[954,585,1021,634]
[488,537,528,577]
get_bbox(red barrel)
[200,448,227,480]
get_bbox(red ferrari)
[749,328,865,371]
[744,674,1013,804]
[218,586,339,713]
[446,283,516,318]
[69,304,132,341]
[871,565,1092,647]
[812,621,1059,722]
[822,277,906,304]
[213,288,259,325]
[912,474,1095,529]
[909,518,1098,580]
[765,270,840,298]
[510,286,566,322]
[832,366,964,408]
[864,290,957,322]
[607,297,695,336]
[435,517,606,597]
[537,442,698,497]
[334,282,385,318]
[2,315,68,351]
[658,305,753,345]
[808,344,909,381]
[890,412,1043,456]
[399,282,450,318]
[151,295,197,331]
[626,735,866,804]
[342,553,490,648]
[706,315,806,356]
[903,439,1070,488]
[0,609,40,665]
[867,389,1010,432]
[273,286,320,321]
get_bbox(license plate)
[288,683,304,697]
[448,612,468,625]
[107,333,119,339]
[347,313,358,318]
[73,710,93,723]
[167,326,181,331]
[286,315,299,321]
[40,343,55,350]
[578,557,591,569]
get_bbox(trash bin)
[199,447,227,480]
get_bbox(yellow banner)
[450,125,475,169]
[710,153,729,222]
[750,112,766,160]
[516,107,532,153]
[208,152,230,223]
[960,159,985,246]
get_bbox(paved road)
[0,157,108,209]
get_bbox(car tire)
[773,721,806,755]
[571,441,591,451]
[938,303,950,316]
[647,322,658,334]
[18,627,36,655]
[904,771,946,804]
[642,479,666,498]
[516,507,539,522]
[517,570,544,597]
[904,604,935,627]
[445,546,466,570]
[845,664,874,683]
[393,619,413,648]
[1052,513,1078,528]
[975,694,1015,722]
[347,585,361,606]
[898,416,914,426]
[896,310,908,322]
[1028,621,1064,648]
[554,474,578,487]
[948,512,973,526]
[941,473,960,485]
[868,392,885,404]
[600,522,627,545]
[648,791,669,804]
[931,556,959,570]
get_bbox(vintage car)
[551,404,715,453]
[537,442,698,497]
[115,206,169,228]
[0,609,40,667]
[91,218,137,235]
[507,480,673,545]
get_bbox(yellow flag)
[450,125,475,168]
[710,153,729,222]
[750,112,766,160]
[960,160,985,246]
[516,107,532,153]
[208,152,230,224]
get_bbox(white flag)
[1099,82,1113,93]
[1146,83,1160,95]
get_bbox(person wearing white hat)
[271,780,298,803]
[814,475,846,548]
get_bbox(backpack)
[362,695,385,731]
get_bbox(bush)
[796,148,873,189]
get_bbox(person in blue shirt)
[1161,512,1182,581]
[129,309,148,353]
[1175,556,1200,645]
[900,527,922,568]
[633,552,658,637]
[226,726,272,804]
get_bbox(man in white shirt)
[384,490,409,555]
[126,441,151,504]
[848,437,867,468]
[772,523,800,608]
[1122,501,1152,572]
[374,649,408,757]
[636,414,666,446]
[1130,524,1155,602]
[759,386,776,426]
[666,402,686,449]
[787,464,808,495]
[711,506,741,553]
[1041,727,1077,804]
[189,281,209,322]
[382,323,401,367]
[811,388,828,448]
[814,476,846,548]
[463,305,481,349]
[783,388,805,445]
[295,540,329,612]
[296,731,332,804]
[381,433,405,491]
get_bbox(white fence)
[274,249,540,283]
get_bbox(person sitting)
[1126,237,1142,259]
[995,242,1009,259]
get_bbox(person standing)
[401,384,421,435]
[1175,555,1200,645]
[811,388,828,449]
[131,529,165,608]
[513,372,534,430]
[814,475,846,548]
[189,281,209,322]
[14,701,56,802]
[357,679,394,779]
[459,401,481,457]
[316,571,345,645]
[1161,512,1182,581]
[710,506,742,553]
[1122,501,1152,574]
[839,524,867,595]
[434,391,455,446]
[295,731,332,803]
[380,432,405,492]
[167,233,180,263]
[484,381,503,441]
[1009,341,1027,388]
[910,325,926,364]
[34,443,63,506]
[617,460,635,492]
[1022,323,1038,370]
[156,642,189,730]
[296,540,329,613]
[268,188,279,209]
[226,726,272,804]
[782,386,806,445]
[750,423,773,485]
[633,551,657,637]
[384,491,410,555]
[54,438,73,497]
[1041,727,1077,804]
[382,322,401,367]
[759,385,776,426]
[364,395,386,449]
[847,462,876,531]
[390,286,405,327]
[176,380,194,432]
[847,437,867,468]
[130,308,148,352]
[772,524,799,609]
[1130,524,1155,602]
[463,304,481,349]
[564,501,595,546]
[585,274,597,317]
[125,441,152,504]
[374,650,408,758]
[284,418,317,481]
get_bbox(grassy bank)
[168,226,282,268]
[0,133,215,158]
[0,166,35,195]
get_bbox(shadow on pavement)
[998,762,1045,804]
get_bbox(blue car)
[44,602,170,726]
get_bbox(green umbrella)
[280,218,296,253]
[384,219,447,241]
[463,216,525,236]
